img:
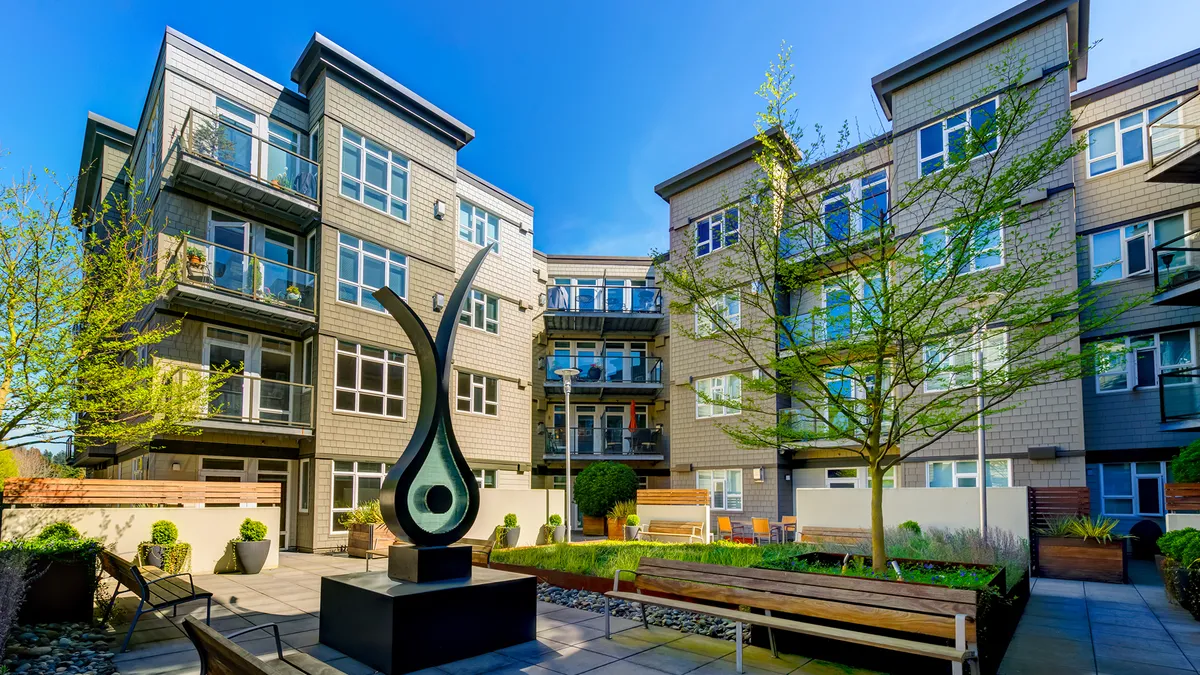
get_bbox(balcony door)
[209,211,251,297]
[257,337,295,423]
[574,406,598,455]
[215,96,256,175]
[203,326,294,424]
[205,327,249,420]
[603,407,626,455]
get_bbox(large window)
[332,461,389,533]
[924,331,1007,393]
[695,292,740,336]
[927,459,1010,488]
[1089,213,1187,284]
[697,469,743,510]
[1086,99,1180,178]
[696,374,741,419]
[299,459,310,513]
[460,289,499,334]
[824,467,896,488]
[337,233,408,312]
[695,206,739,257]
[1100,462,1165,516]
[919,99,998,176]
[1094,329,1194,393]
[340,127,409,220]
[334,341,406,418]
[459,200,500,251]
[140,91,161,185]
[921,218,1004,279]
[456,372,498,416]
[820,170,889,244]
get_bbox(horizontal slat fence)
[1166,483,1200,512]
[2,478,281,506]
[1028,486,1090,576]
[637,489,709,506]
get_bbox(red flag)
[629,401,637,432]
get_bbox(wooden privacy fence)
[1166,483,1200,512]
[1,478,281,506]
[637,489,709,506]
[1028,486,1090,575]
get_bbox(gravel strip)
[537,582,745,642]
[2,623,117,675]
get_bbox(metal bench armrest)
[612,568,638,591]
[145,572,196,595]
[224,622,284,660]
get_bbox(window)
[823,467,896,488]
[696,374,742,419]
[697,469,743,510]
[332,461,389,533]
[334,341,406,418]
[919,98,998,176]
[820,170,889,244]
[1089,213,1187,284]
[457,372,498,416]
[475,469,497,489]
[1100,462,1165,516]
[460,289,499,334]
[695,292,740,335]
[695,206,740,257]
[299,459,310,513]
[927,460,1010,487]
[340,126,409,220]
[337,233,408,312]
[459,200,500,251]
[924,332,1007,393]
[140,91,161,184]
[921,218,1003,279]
[1094,329,1194,393]
[1086,99,1180,178]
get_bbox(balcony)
[168,235,317,329]
[543,354,663,397]
[182,366,314,436]
[779,407,880,450]
[543,427,663,461]
[1147,92,1200,184]
[176,108,320,224]
[1152,226,1200,306]
[64,438,116,468]
[543,284,663,333]
[1160,366,1200,431]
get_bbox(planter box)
[19,557,95,624]
[606,518,625,541]
[1037,537,1126,583]
[347,523,395,558]
[582,515,605,536]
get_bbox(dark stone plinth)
[318,566,536,674]
[388,543,472,583]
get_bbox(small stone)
[28,647,52,657]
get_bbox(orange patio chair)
[716,516,745,542]
[751,517,776,545]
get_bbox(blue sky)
[1,0,1197,257]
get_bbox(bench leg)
[119,599,145,654]
[604,597,611,639]
[639,601,649,631]
[735,622,743,674]
[206,597,212,626]
[952,613,967,675]
[101,582,121,626]
[764,609,778,658]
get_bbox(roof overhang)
[653,126,788,202]
[74,112,135,216]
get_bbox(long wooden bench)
[100,549,213,653]
[182,616,345,674]
[798,526,870,547]
[603,557,977,675]
[635,520,704,543]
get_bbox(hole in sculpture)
[424,485,453,514]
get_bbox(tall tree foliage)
[658,45,1135,570]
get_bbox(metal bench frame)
[100,551,212,653]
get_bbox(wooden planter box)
[347,523,394,558]
[606,517,626,541]
[1037,537,1126,583]
[20,557,96,624]
[582,515,606,536]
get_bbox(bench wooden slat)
[606,591,970,662]
[183,616,346,674]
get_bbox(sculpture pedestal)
[387,543,472,583]
[318,567,536,674]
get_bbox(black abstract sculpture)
[371,246,490,555]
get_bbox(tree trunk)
[869,463,887,572]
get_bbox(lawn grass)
[490,539,813,579]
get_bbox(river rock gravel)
[2,623,117,675]
[536,582,746,642]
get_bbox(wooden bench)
[99,549,213,653]
[462,537,495,566]
[799,527,870,547]
[182,615,345,674]
[603,558,977,674]
[635,520,704,543]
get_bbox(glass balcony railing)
[1149,92,1200,171]
[180,366,314,429]
[545,427,661,456]
[181,108,320,203]
[1161,366,1200,424]
[176,235,317,313]
[546,284,661,314]
[545,354,663,384]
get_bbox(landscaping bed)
[1,623,117,675]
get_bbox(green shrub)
[548,514,562,527]
[34,522,80,541]
[239,518,267,542]
[626,514,641,527]
[137,542,192,573]
[1174,441,1200,484]
[607,500,637,523]
[504,513,518,528]
[1160,529,1200,566]
[899,520,922,536]
[574,463,638,518]
[151,520,179,545]
[339,500,383,526]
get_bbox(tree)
[0,166,225,451]
[658,45,1134,571]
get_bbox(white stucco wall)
[793,487,1030,542]
[465,489,566,547]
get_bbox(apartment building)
[71,29,537,552]
[655,0,1200,535]
[528,253,671,527]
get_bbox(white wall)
[636,504,712,542]
[1167,514,1200,532]
[0,506,281,573]
[465,489,566,547]
[793,487,1030,541]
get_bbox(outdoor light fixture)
[554,366,581,543]
[432,292,446,312]
[171,462,181,472]
[752,467,765,483]
[433,200,446,220]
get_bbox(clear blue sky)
[1,0,1197,256]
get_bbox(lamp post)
[555,367,581,543]
[976,342,988,546]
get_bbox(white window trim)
[920,219,1005,279]
[460,289,500,335]
[1099,461,1166,517]
[696,374,742,419]
[695,206,740,258]
[923,331,1008,393]
[339,124,411,222]
[1093,328,1196,394]
[925,459,1012,488]
[820,273,883,342]
[823,466,897,489]
[817,169,889,246]
[1088,211,1190,285]
[918,97,1000,177]
[336,232,409,314]
[456,371,499,417]
[298,458,310,513]
[1085,98,1181,179]
[331,461,389,534]
[697,469,744,511]
[458,199,501,251]
[695,291,741,336]
[475,468,497,489]
[333,341,407,419]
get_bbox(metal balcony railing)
[545,427,661,456]
[545,355,663,384]
[1160,366,1200,424]
[1149,92,1198,171]
[181,108,320,203]
[180,365,314,429]
[174,235,317,313]
[546,284,661,314]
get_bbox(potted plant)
[502,513,520,548]
[624,514,641,541]
[137,520,190,573]
[343,500,394,558]
[607,500,637,541]
[186,245,206,267]
[574,462,638,536]
[1036,515,1130,583]
[284,285,303,303]
[546,514,565,543]
[234,518,270,574]
[9,522,104,624]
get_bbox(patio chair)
[781,515,797,542]
[716,516,745,542]
[751,518,776,545]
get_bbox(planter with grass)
[137,519,192,573]
[235,518,270,574]
[5,522,104,624]
[1036,516,1128,583]
[546,514,565,543]
[574,462,637,539]
[342,500,394,558]
[607,500,637,541]
[503,513,521,548]
[624,514,641,541]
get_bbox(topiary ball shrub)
[1160,528,1200,566]
[151,520,179,545]
[626,514,641,527]
[239,518,268,542]
[899,520,922,536]
[548,514,562,527]
[1173,441,1200,484]
[35,521,80,541]
[573,462,638,518]
[504,513,518,528]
